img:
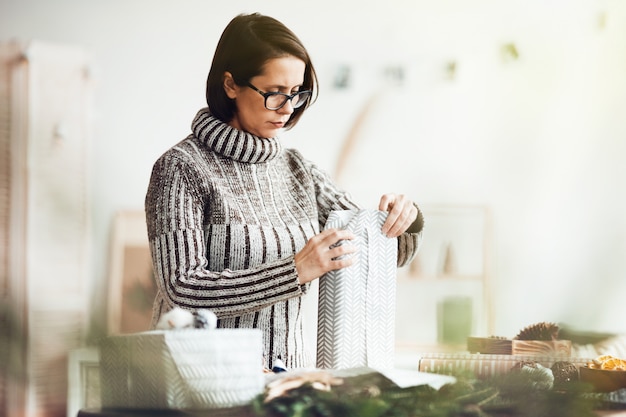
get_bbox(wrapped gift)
[100,329,263,409]
[316,210,397,370]
[418,352,591,378]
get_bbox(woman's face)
[224,56,306,139]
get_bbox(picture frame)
[106,210,156,335]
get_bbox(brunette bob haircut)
[206,13,318,130]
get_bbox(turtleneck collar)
[191,108,282,164]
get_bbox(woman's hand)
[294,228,357,284]
[378,193,418,238]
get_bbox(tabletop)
[78,407,255,417]
[78,407,626,417]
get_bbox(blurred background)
[1,0,626,415]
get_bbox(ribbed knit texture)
[145,107,423,368]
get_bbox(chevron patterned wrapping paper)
[316,209,398,370]
[100,329,264,409]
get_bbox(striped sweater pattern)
[145,108,422,368]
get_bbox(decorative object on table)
[99,328,263,409]
[510,360,540,371]
[270,358,288,374]
[586,354,626,371]
[551,361,580,387]
[580,354,626,392]
[580,366,626,393]
[155,307,194,329]
[512,322,572,356]
[155,307,218,330]
[515,322,560,341]
[193,309,218,329]
[418,352,591,379]
[316,209,397,370]
[514,340,572,356]
[254,365,600,417]
[467,322,572,356]
[509,361,555,390]
[263,370,344,402]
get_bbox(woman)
[145,12,424,369]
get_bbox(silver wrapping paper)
[316,210,397,370]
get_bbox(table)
[78,408,626,417]
[78,407,254,417]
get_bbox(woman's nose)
[277,99,295,114]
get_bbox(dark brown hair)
[206,13,318,130]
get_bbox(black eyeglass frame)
[246,82,312,111]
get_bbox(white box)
[100,329,264,409]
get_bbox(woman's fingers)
[379,193,418,237]
[294,228,356,284]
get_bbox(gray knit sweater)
[145,108,423,368]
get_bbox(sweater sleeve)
[397,204,424,267]
[145,151,303,320]
[309,163,361,226]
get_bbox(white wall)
[2,0,626,338]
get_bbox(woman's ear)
[223,72,238,99]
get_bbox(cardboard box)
[100,329,264,409]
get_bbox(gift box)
[512,339,572,356]
[418,352,591,378]
[316,210,397,370]
[467,337,572,356]
[99,329,264,409]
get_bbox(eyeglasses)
[246,82,312,111]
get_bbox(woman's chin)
[257,128,282,139]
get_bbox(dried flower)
[264,371,343,402]
[514,322,560,341]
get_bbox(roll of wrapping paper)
[316,209,398,370]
